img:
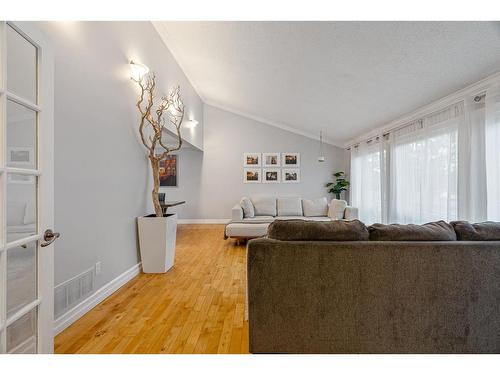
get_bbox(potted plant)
[133,71,185,273]
[326,171,350,200]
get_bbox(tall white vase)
[137,213,177,273]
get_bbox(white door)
[0,21,55,354]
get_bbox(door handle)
[41,229,60,247]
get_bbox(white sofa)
[224,196,358,239]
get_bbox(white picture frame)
[262,152,281,167]
[7,147,34,166]
[243,168,262,183]
[263,168,281,183]
[282,168,300,183]
[243,152,261,167]
[282,152,300,167]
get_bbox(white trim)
[6,92,41,112]
[53,262,142,336]
[6,299,40,326]
[5,166,40,175]
[178,219,230,224]
[345,70,500,148]
[5,234,41,250]
[206,100,341,147]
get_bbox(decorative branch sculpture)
[133,73,185,217]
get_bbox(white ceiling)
[154,21,500,146]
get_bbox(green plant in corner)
[326,171,350,200]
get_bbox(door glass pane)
[6,174,37,243]
[7,241,37,319]
[7,25,37,103]
[6,309,37,354]
[6,100,37,169]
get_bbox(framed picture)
[8,147,34,166]
[159,155,178,187]
[282,168,300,183]
[243,168,261,183]
[263,168,280,183]
[243,153,261,167]
[262,152,281,167]
[282,152,300,167]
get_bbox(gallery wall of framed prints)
[243,152,300,183]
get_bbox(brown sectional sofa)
[247,220,500,353]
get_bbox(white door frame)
[0,21,54,354]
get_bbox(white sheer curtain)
[388,103,463,224]
[350,83,500,225]
[458,97,487,222]
[350,139,385,224]
[485,86,500,221]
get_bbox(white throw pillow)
[328,199,347,220]
[240,197,255,218]
[277,197,303,216]
[251,197,277,216]
[302,197,328,217]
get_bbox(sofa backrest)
[276,197,302,216]
[247,238,500,353]
[245,196,338,218]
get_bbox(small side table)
[160,200,186,215]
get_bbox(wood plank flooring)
[55,224,249,354]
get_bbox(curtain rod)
[346,100,466,150]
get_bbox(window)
[351,103,463,225]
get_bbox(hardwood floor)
[55,224,249,354]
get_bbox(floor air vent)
[54,267,95,318]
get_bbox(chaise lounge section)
[224,196,358,239]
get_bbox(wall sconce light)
[184,119,199,129]
[130,60,149,80]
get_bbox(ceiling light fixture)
[129,60,149,80]
[318,131,326,162]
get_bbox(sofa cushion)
[328,199,347,219]
[240,197,255,218]
[302,197,328,217]
[450,221,500,241]
[251,197,277,217]
[277,197,303,216]
[267,219,369,241]
[225,222,269,238]
[368,221,457,241]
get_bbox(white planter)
[137,213,178,273]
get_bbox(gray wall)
[163,105,348,219]
[31,21,348,311]
[35,21,204,292]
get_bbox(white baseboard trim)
[53,262,142,336]
[178,219,230,224]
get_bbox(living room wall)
[34,21,203,313]
[162,105,349,220]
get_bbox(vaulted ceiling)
[154,21,500,146]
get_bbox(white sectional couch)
[224,196,358,239]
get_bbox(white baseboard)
[53,262,142,336]
[178,219,230,224]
